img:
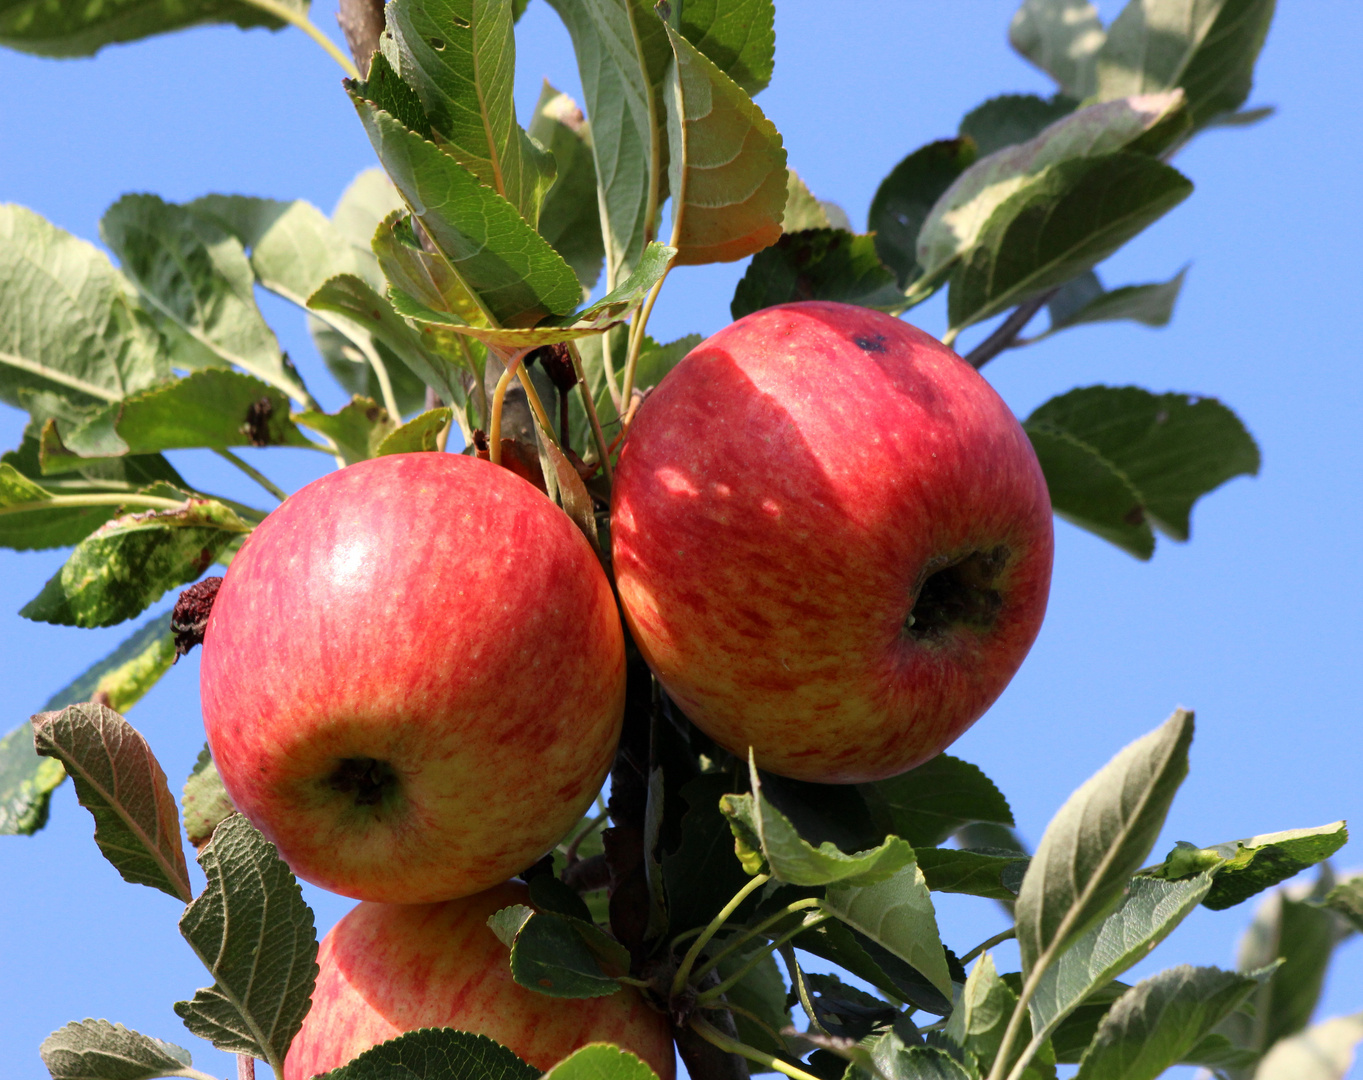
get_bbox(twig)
[237,1055,256,1080]
[213,449,288,502]
[690,1017,825,1080]
[962,290,1057,370]
[960,926,1017,966]
[237,0,359,78]
[568,342,614,486]
[335,0,384,75]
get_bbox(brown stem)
[963,289,1057,370]
[336,0,384,76]
[675,972,749,1080]
[237,1056,256,1080]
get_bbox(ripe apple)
[611,301,1053,783]
[200,452,625,903]
[283,881,675,1080]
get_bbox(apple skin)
[611,301,1053,783]
[283,882,675,1080]
[200,453,625,903]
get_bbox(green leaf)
[544,0,671,288]
[1016,709,1193,979]
[961,94,1079,158]
[1025,385,1261,557]
[175,813,318,1071]
[528,84,606,290]
[715,939,790,1056]
[100,195,307,405]
[1045,980,1132,1064]
[721,754,915,887]
[1009,0,1105,99]
[867,1042,975,1080]
[387,0,555,226]
[308,273,473,410]
[53,370,312,461]
[0,204,169,415]
[0,462,123,551]
[917,847,1029,901]
[373,211,489,329]
[1095,0,1277,128]
[783,171,834,233]
[661,19,788,265]
[376,408,452,456]
[182,744,235,849]
[860,754,1014,848]
[1040,267,1186,337]
[295,396,396,465]
[1146,821,1349,911]
[574,331,698,445]
[869,139,977,292]
[823,862,954,1002]
[943,953,1022,1075]
[31,702,192,901]
[21,496,250,628]
[1324,875,1363,933]
[798,919,949,1015]
[1029,873,1214,1044]
[543,1044,660,1080]
[917,91,1187,284]
[730,229,904,320]
[1254,1013,1363,1080]
[661,773,756,936]
[318,1028,540,1080]
[947,152,1193,332]
[360,51,434,139]
[347,97,583,328]
[491,904,622,999]
[677,0,775,95]
[1073,963,1261,1080]
[394,241,676,348]
[45,610,177,713]
[0,0,299,56]
[0,719,66,835]
[39,1019,196,1080]
[1229,888,1342,1052]
[332,169,407,273]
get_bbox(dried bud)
[529,343,578,394]
[172,577,224,659]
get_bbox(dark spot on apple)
[854,334,887,354]
[328,757,399,807]
[904,546,1009,642]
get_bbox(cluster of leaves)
[3,1,1357,1079]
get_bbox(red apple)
[283,882,675,1079]
[200,453,625,903]
[611,301,1053,783]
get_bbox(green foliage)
[317,1028,540,1080]
[731,229,903,320]
[181,744,234,849]
[39,1019,198,1080]
[860,754,1014,848]
[32,702,192,900]
[542,1045,660,1080]
[175,813,318,1072]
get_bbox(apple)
[283,881,675,1080]
[611,301,1053,783]
[200,452,625,903]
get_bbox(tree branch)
[336,0,384,76]
[963,289,1058,370]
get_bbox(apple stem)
[619,259,675,420]
[670,872,770,999]
[567,342,615,485]
[688,897,823,986]
[689,1016,827,1080]
[487,348,534,466]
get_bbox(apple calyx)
[327,756,400,808]
[904,545,1010,642]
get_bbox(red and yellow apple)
[284,882,675,1080]
[611,301,1053,783]
[200,452,625,903]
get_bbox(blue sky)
[2,3,1360,1078]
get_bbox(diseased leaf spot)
[242,397,275,447]
[1124,505,1146,526]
